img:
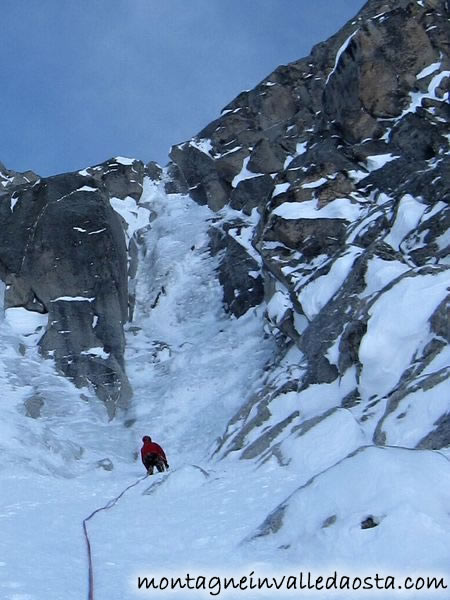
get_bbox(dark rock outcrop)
[209,223,264,318]
[0,159,150,417]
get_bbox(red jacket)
[141,440,167,464]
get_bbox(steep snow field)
[0,179,449,599]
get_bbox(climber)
[141,435,169,475]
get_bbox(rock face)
[165,0,449,461]
[0,157,152,417]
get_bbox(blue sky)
[1,1,365,176]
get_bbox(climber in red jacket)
[141,435,169,475]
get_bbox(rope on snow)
[82,474,149,600]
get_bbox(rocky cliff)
[167,0,450,460]
[0,158,155,417]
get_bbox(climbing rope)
[82,474,149,600]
